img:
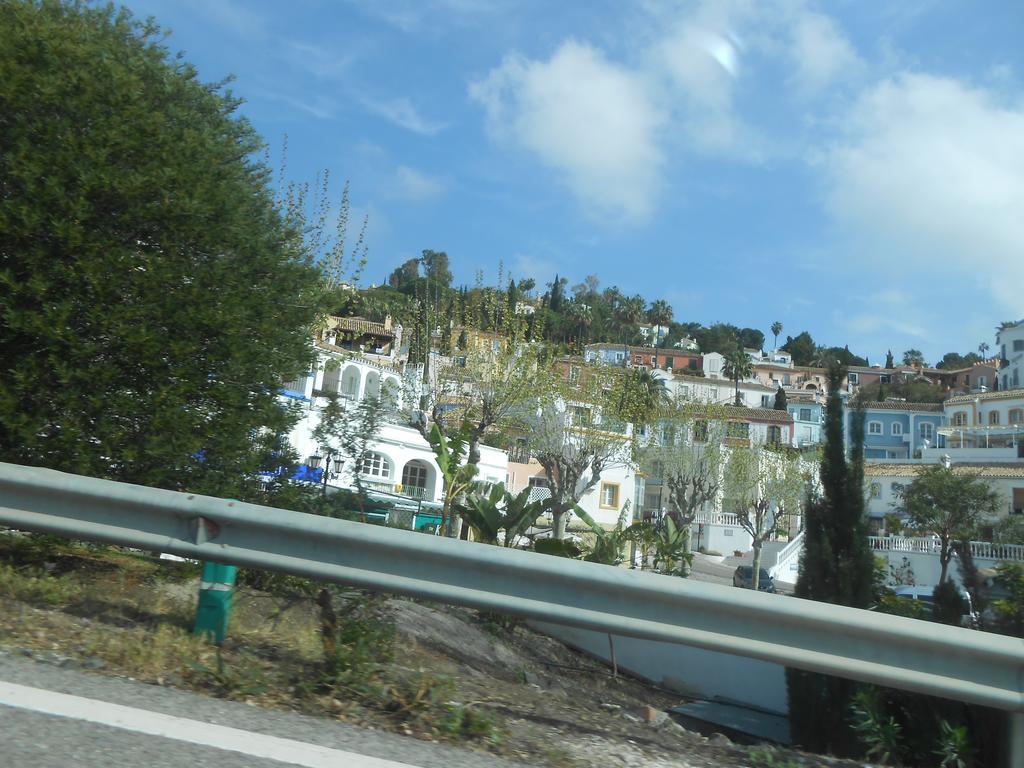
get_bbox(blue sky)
[124,0,1023,365]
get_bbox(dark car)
[733,566,775,593]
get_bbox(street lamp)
[309,449,336,494]
[322,450,336,494]
[307,452,333,494]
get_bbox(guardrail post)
[193,561,236,644]
[1011,711,1024,768]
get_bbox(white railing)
[770,530,806,579]
[359,480,433,503]
[869,536,1024,562]
[694,511,742,527]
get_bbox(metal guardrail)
[0,462,1022,763]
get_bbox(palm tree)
[648,299,673,327]
[723,346,754,406]
[978,342,990,359]
[618,367,669,426]
[771,321,783,351]
[811,346,836,368]
[615,294,646,342]
[567,301,592,351]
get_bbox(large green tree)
[893,465,1002,584]
[786,362,876,756]
[640,402,728,577]
[782,331,816,366]
[724,445,806,590]
[902,348,927,367]
[0,2,322,496]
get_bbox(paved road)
[689,555,795,595]
[0,652,527,768]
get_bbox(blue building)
[786,396,825,447]
[583,343,630,367]
[845,401,946,459]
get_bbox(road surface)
[0,652,526,768]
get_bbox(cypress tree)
[773,387,788,411]
[786,362,876,756]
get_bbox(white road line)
[0,681,419,768]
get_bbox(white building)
[661,369,781,412]
[939,389,1024,459]
[864,461,1024,533]
[997,320,1024,391]
[281,342,509,523]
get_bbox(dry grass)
[0,531,872,768]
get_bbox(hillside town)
[4,3,1023,767]
[277,308,1024,590]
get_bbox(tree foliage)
[902,349,927,367]
[786,362,876,756]
[0,1,322,497]
[722,346,753,406]
[528,370,633,539]
[773,387,788,411]
[311,392,384,519]
[935,351,982,370]
[892,466,1002,584]
[426,420,479,534]
[640,401,728,576]
[782,332,817,366]
[455,483,543,546]
[724,446,806,589]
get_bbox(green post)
[193,561,237,644]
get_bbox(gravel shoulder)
[0,535,871,768]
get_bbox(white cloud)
[788,11,862,94]
[361,97,447,135]
[650,23,749,154]
[466,4,869,218]
[821,73,1024,314]
[391,166,446,201]
[469,40,664,223]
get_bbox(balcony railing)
[359,479,433,502]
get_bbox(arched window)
[920,422,934,441]
[358,452,391,479]
[952,412,967,426]
[321,363,341,394]
[341,365,361,399]
[364,371,381,400]
[891,422,904,436]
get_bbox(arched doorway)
[401,460,433,500]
